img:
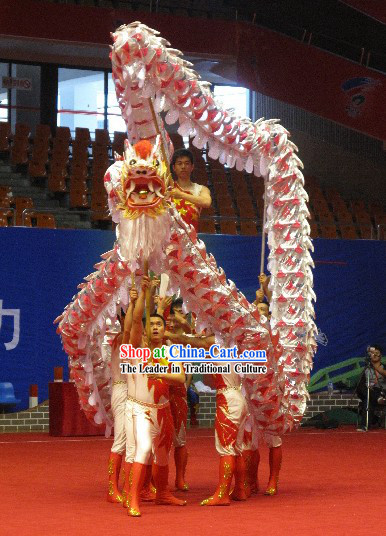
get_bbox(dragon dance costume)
[171,182,203,233]
[55,21,317,517]
[201,367,248,506]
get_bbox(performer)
[125,275,187,517]
[201,362,248,506]
[168,148,212,231]
[169,381,189,491]
[107,287,137,504]
[242,427,282,496]
[160,296,191,491]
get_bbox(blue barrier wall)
[1,227,385,410]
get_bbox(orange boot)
[126,462,147,517]
[250,449,260,494]
[107,452,123,503]
[121,461,132,508]
[230,455,247,501]
[154,464,187,506]
[174,446,189,491]
[140,464,156,501]
[242,450,254,498]
[264,446,282,496]
[201,455,235,506]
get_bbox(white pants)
[215,389,248,457]
[124,398,136,463]
[111,382,127,455]
[129,400,173,466]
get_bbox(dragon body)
[56,22,316,438]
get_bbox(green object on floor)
[302,407,358,428]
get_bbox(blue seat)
[0,382,21,411]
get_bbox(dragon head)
[116,138,171,219]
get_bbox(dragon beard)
[117,209,172,273]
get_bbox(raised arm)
[130,276,150,348]
[259,273,272,302]
[122,287,138,344]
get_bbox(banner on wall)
[0,228,385,411]
[236,25,385,140]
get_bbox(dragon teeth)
[128,180,136,195]
[154,185,164,198]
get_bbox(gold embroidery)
[108,458,114,476]
[223,461,232,480]
[108,481,114,496]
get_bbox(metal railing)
[0,207,15,226]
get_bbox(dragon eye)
[129,159,137,165]
[153,159,160,167]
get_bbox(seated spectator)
[356,345,386,430]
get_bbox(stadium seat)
[315,207,335,224]
[240,220,257,235]
[0,186,12,202]
[94,129,111,147]
[28,126,51,178]
[214,185,231,201]
[238,199,256,218]
[55,127,71,142]
[201,205,215,218]
[194,170,209,185]
[351,200,366,212]
[75,127,91,147]
[199,219,216,233]
[23,211,37,227]
[340,224,358,240]
[48,161,68,192]
[11,123,30,165]
[353,208,372,225]
[359,224,373,239]
[37,212,56,228]
[35,124,51,142]
[0,382,21,411]
[14,197,34,225]
[112,131,126,155]
[0,213,10,227]
[335,207,353,224]
[220,219,237,235]
[309,221,319,238]
[320,224,338,239]
[70,185,89,208]
[91,198,109,221]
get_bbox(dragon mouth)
[124,174,165,208]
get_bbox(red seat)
[11,123,30,165]
[320,224,338,239]
[220,220,237,235]
[238,199,256,218]
[359,224,373,239]
[240,220,257,235]
[309,221,319,239]
[70,186,89,208]
[48,162,68,192]
[199,219,216,234]
[340,225,358,240]
[112,131,126,156]
[13,197,34,225]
